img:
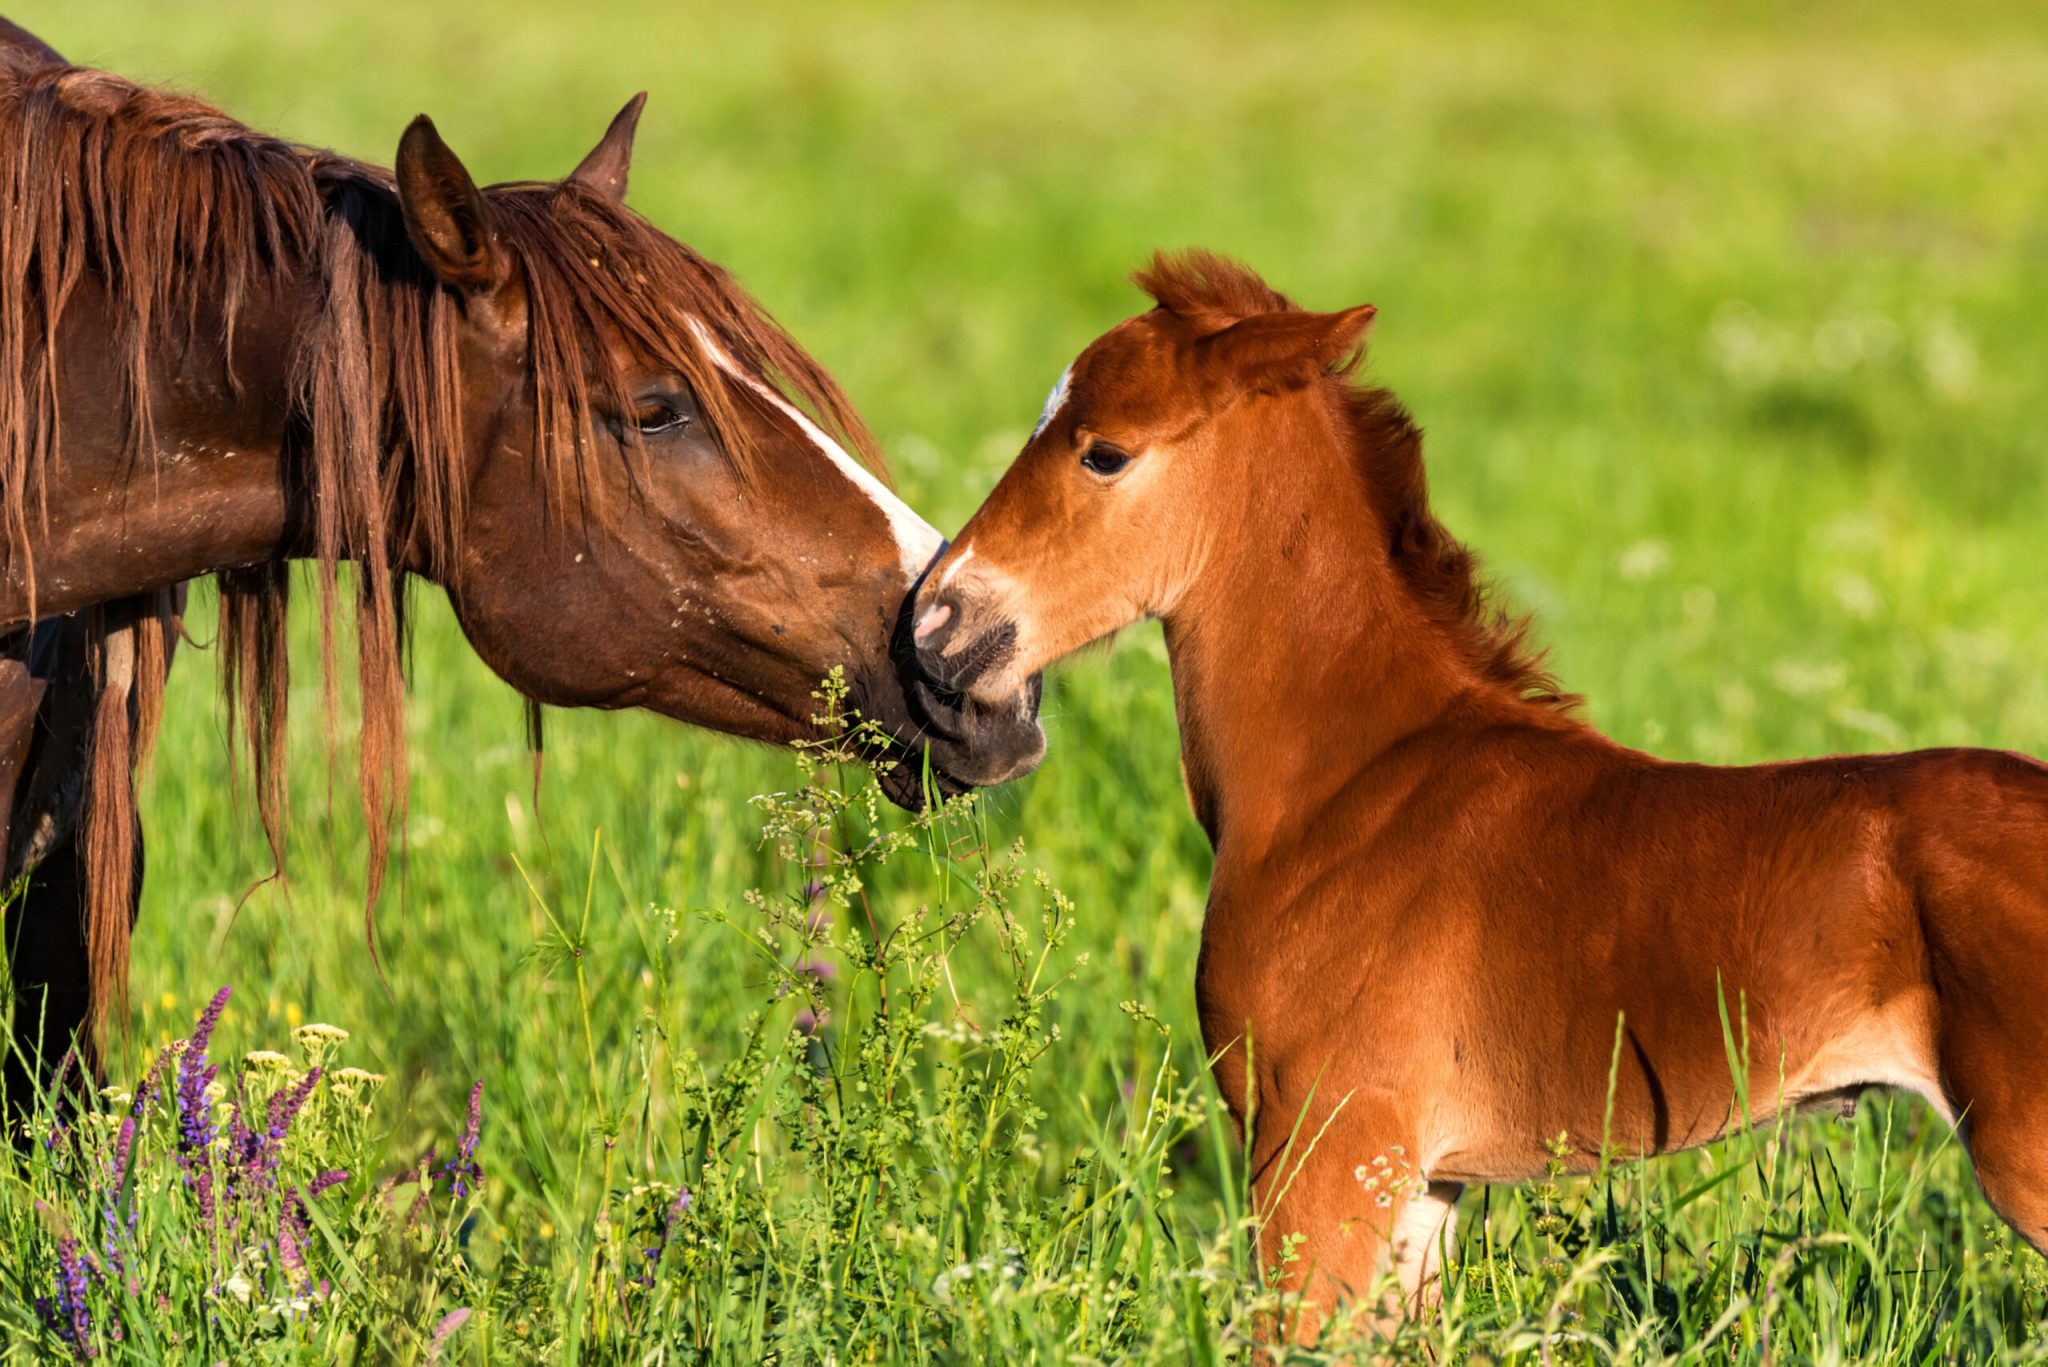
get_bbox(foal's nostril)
[913,600,954,644]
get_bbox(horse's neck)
[1161,454,1492,857]
[0,273,309,627]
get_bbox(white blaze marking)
[688,317,943,580]
[937,545,976,590]
[1031,366,1072,440]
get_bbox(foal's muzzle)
[910,596,1019,698]
[845,583,1045,810]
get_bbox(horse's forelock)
[491,184,886,483]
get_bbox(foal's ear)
[396,115,506,296]
[1200,305,1378,386]
[567,92,648,202]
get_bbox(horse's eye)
[632,399,691,436]
[626,395,692,438]
[1080,442,1131,477]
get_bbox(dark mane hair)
[0,62,884,1024]
[1134,249,1575,711]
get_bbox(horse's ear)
[0,18,65,73]
[1200,305,1377,385]
[395,115,506,296]
[567,92,648,202]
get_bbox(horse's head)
[391,103,1044,804]
[910,250,1375,703]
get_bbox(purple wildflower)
[638,1186,695,1285]
[268,1067,322,1143]
[793,1008,819,1036]
[277,1195,308,1290]
[277,1169,349,1293]
[385,1148,438,1226]
[223,1092,257,1171]
[52,1236,93,1357]
[96,1114,139,1267]
[193,1168,216,1229]
[444,1081,483,1198]
[796,956,838,982]
[106,1117,135,1188]
[175,988,231,1155]
[219,1063,324,1202]
[130,1049,167,1121]
[428,1308,471,1363]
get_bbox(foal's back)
[1229,718,2048,1172]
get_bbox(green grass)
[6,0,2048,1359]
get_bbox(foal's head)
[910,251,1377,702]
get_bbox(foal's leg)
[1941,978,2048,1254]
[1898,758,2048,1256]
[1254,1097,1446,1344]
[1392,1180,1464,1315]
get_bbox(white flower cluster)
[1353,1145,1430,1210]
[930,1246,1026,1303]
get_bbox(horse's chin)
[874,752,972,812]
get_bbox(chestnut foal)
[912,251,2048,1337]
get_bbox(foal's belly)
[1419,983,1952,1185]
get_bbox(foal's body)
[913,251,2048,1336]
[1204,700,2046,1277]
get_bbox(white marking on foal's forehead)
[937,545,976,590]
[686,317,943,581]
[1030,366,1073,441]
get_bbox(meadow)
[4,0,2048,1359]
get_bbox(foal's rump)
[1863,745,2048,1246]
[1455,745,2047,1170]
[1604,745,2048,1243]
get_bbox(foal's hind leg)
[1942,1011,2048,1255]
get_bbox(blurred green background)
[13,0,2048,1318]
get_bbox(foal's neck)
[1162,398,1543,855]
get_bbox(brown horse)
[912,250,2048,1339]
[0,21,1043,1099]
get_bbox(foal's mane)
[1135,250,1575,711]
[0,62,883,1028]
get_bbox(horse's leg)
[3,827,92,1114]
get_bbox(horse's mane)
[0,62,884,1031]
[1134,250,1575,711]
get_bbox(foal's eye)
[1079,442,1132,477]
[629,398,692,437]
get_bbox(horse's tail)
[78,587,179,1057]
